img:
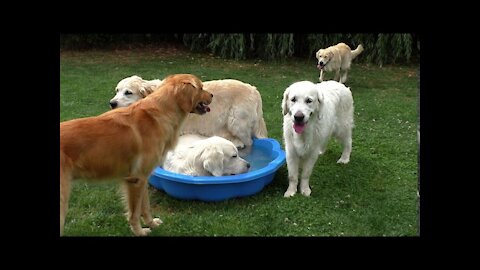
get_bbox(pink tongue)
[293,123,306,134]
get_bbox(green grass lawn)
[60,47,419,236]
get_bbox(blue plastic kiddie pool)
[148,138,286,201]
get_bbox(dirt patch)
[60,45,195,64]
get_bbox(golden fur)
[315,42,364,83]
[110,76,268,149]
[60,74,213,236]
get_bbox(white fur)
[110,76,268,149]
[162,134,250,176]
[281,80,354,197]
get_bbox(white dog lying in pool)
[162,134,251,176]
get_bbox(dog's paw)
[138,228,152,236]
[148,218,163,228]
[337,157,350,164]
[300,186,311,197]
[131,226,153,236]
[284,188,297,198]
[235,143,245,149]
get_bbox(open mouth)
[317,63,326,70]
[293,122,307,134]
[195,101,211,114]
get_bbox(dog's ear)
[201,145,224,177]
[140,80,162,98]
[316,85,324,104]
[174,81,198,113]
[281,87,290,116]
[328,51,334,59]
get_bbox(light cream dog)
[110,76,268,149]
[316,42,364,83]
[60,74,213,236]
[163,134,250,176]
[282,80,354,197]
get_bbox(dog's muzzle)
[194,101,211,114]
[317,61,326,70]
[293,112,307,134]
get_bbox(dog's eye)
[125,90,132,95]
[232,155,237,158]
[291,97,296,102]
[306,98,313,104]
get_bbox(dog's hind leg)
[334,69,341,82]
[60,153,72,236]
[335,131,352,164]
[123,177,152,236]
[60,176,72,236]
[141,187,162,229]
[340,70,348,84]
[227,109,253,148]
[299,154,320,197]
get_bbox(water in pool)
[243,146,274,172]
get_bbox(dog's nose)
[294,112,304,123]
[319,61,324,65]
[110,101,117,109]
[211,93,213,97]
[246,163,251,169]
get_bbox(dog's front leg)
[284,148,299,197]
[123,177,152,236]
[334,70,341,82]
[141,187,163,229]
[299,153,320,197]
[319,69,324,82]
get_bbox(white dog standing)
[109,75,268,149]
[162,134,250,176]
[282,80,354,197]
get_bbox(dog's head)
[109,75,163,109]
[316,49,334,70]
[198,136,250,176]
[282,81,321,134]
[161,74,213,115]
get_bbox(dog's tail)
[253,89,268,139]
[351,44,364,59]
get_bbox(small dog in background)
[316,42,364,83]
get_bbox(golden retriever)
[60,74,213,236]
[282,80,354,197]
[315,42,364,83]
[162,134,250,176]
[109,76,268,149]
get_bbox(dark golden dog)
[60,74,212,236]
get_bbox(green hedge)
[61,33,419,65]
